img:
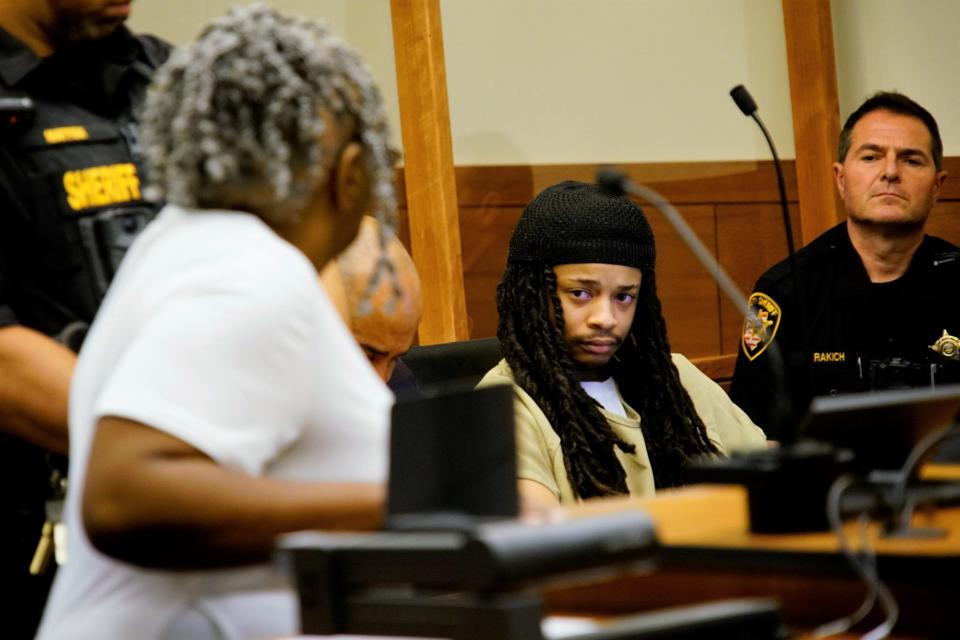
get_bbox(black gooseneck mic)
[729,84,810,442]
[597,89,847,532]
[597,169,766,343]
[729,84,758,117]
[596,169,791,438]
[731,83,797,282]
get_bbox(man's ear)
[832,162,845,198]
[934,169,948,201]
[333,141,372,219]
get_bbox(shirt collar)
[830,222,872,300]
[0,25,141,90]
[832,222,936,300]
[0,26,43,88]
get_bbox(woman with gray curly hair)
[38,5,399,639]
[141,1,397,260]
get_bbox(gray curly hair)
[140,3,396,240]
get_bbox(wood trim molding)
[392,158,960,356]
[390,0,469,344]
[399,160,800,208]
[940,157,960,200]
[397,157,960,210]
[688,354,737,384]
[782,0,844,245]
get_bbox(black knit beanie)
[507,181,655,270]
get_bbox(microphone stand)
[730,85,814,441]
[732,86,800,277]
[598,168,849,533]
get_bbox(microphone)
[597,163,838,534]
[598,170,762,337]
[729,84,757,116]
[729,85,810,442]
[729,85,798,273]
[599,169,791,431]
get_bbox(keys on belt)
[30,468,67,575]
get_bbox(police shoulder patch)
[741,291,781,361]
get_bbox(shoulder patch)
[740,291,781,361]
[43,126,89,144]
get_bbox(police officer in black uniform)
[730,92,960,441]
[0,1,169,636]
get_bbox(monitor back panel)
[387,383,518,522]
[799,384,960,470]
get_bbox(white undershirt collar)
[580,377,627,418]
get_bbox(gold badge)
[930,330,960,360]
[741,292,781,361]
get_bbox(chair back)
[400,337,503,389]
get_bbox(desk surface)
[570,482,960,555]
[547,475,960,637]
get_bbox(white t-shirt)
[37,205,392,640]
[580,378,627,417]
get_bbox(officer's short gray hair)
[140,3,396,232]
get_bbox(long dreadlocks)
[497,182,719,499]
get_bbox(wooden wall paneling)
[648,205,722,357]
[454,203,725,353]
[688,354,738,392]
[613,161,799,205]
[781,0,843,245]
[400,161,803,350]
[390,0,469,344]
[939,158,960,200]
[443,162,801,353]
[456,203,727,343]
[395,158,959,364]
[715,203,802,356]
[459,205,523,339]
[449,161,799,207]
[928,159,960,247]
[923,201,960,247]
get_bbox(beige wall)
[128,0,403,148]
[128,0,348,43]
[439,0,794,165]
[127,0,958,165]
[832,0,960,157]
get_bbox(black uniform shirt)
[0,25,169,337]
[729,221,960,440]
[0,25,169,509]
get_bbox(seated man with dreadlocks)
[478,181,767,505]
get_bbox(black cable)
[889,422,959,533]
[815,475,898,639]
[811,509,876,637]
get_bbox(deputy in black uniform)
[0,1,169,636]
[730,92,960,441]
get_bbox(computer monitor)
[798,383,960,472]
[386,383,519,529]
